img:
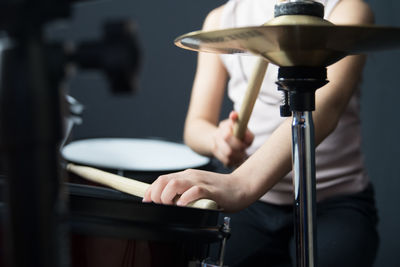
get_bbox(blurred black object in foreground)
[0,1,141,267]
[67,20,141,94]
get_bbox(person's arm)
[183,6,254,167]
[144,0,374,212]
[234,0,376,203]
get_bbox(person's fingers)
[213,114,251,167]
[213,122,234,163]
[148,175,171,204]
[221,118,248,150]
[219,121,245,150]
[213,141,231,166]
[214,130,247,166]
[243,129,255,147]
[177,185,209,206]
[143,186,152,202]
[215,145,246,167]
[225,135,246,150]
[229,110,239,122]
[220,122,233,140]
[219,119,234,136]
[160,177,193,205]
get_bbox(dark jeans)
[218,184,379,267]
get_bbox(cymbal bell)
[174,24,400,67]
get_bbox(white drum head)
[61,138,210,172]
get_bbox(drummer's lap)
[220,185,378,267]
[312,209,378,267]
[221,201,293,267]
[304,186,378,267]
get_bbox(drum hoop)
[69,183,220,228]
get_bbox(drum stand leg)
[277,66,328,267]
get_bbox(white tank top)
[220,0,369,204]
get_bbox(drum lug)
[198,216,231,267]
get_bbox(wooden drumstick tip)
[66,163,74,171]
[187,198,219,210]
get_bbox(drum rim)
[68,183,221,227]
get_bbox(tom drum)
[60,138,224,267]
[61,137,212,184]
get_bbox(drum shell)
[69,184,222,267]
[59,138,222,266]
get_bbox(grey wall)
[362,1,400,266]
[54,0,228,142]
[58,0,399,266]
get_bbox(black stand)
[0,2,140,267]
[277,66,328,267]
[0,23,67,267]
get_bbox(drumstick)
[232,14,333,139]
[233,14,318,140]
[66,163,219,211]
[233,57,269,140]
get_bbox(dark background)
[55,0,400,266]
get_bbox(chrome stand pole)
[273,4,327,265]
[277,66,327,267]
[292,111,317,267]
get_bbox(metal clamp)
[199,216,231,267]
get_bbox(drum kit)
[1,0,400,267]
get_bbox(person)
[144,0,379,266]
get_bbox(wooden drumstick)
[66,163,219,211]
[233,57,268,140]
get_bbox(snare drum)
[61,138,211,184]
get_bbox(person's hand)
[212,111,254,168]
[142,169,251,212]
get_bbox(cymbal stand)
[277,66,328,267]
[273,2,329,266]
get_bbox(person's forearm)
[232,118,293,202]
[183,119,217,157]
[232,95,344,202]
[231,49,366,200]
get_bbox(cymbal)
[174,24,400,67]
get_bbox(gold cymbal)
[174,24,400,67]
